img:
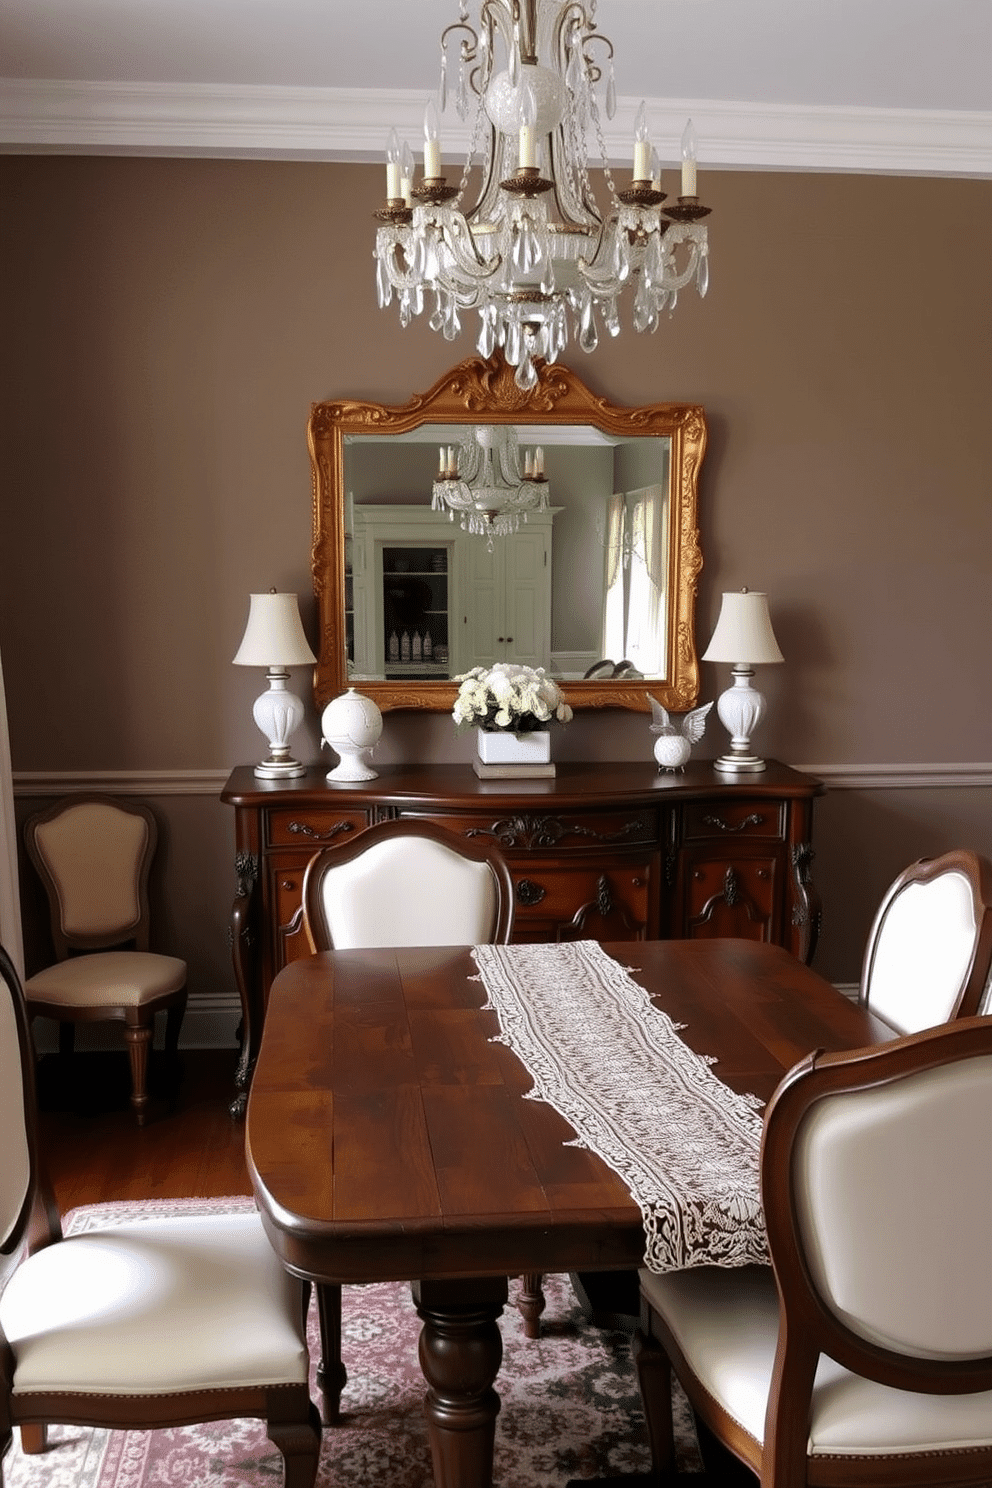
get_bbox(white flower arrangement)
[452,663,574,734]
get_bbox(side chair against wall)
[0,942,322,1488]
[633,1016,992,1488]
[859,848,992,1036]
[23,794,187,1125]
[300,815,516,1422]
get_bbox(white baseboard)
[31,997,242,1053]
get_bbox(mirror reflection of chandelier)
[374,0,711,391]
[432,425,549,550]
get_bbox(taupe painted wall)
[1,156,990,1018]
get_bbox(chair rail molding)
[1,79,990,178]
[798,762,992,790]
[13,769,230,796]
[12,764,992,798]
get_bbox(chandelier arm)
[441,20,481,64]
[556,2,612,87]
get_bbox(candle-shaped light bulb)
[534,446,544,477]
[523,450,533,478]
[400,138,414,205]
[385,127,401,200]
[423,98,441,180]
[633,101,651,182]
[516,73,538,169]
[681,118,698,197]
[438,446,447,476]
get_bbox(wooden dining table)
[245,937,889,1488]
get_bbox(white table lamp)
[702,589,783,774]
[233,590,317,779]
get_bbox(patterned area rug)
[2,1198,705,1488]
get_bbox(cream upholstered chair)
[859,848,992,1035]
[23,795,187,1125]
[301,816,515,1421]
[634,1016,992,1488]
[302,815,515,951]
[0,941,321,1488]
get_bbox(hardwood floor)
[36,1048,252,1213]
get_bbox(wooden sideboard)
[221,760,823,1114]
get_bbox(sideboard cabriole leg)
[413,1277,507,1488]
[791,841,821,965]
[228,849,259,1119]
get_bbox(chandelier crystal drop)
[374,0,711,390]
[432,425,549,550]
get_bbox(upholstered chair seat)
[640,1263,992,1462]
[1,1212,309,1397]
[25,950,186,1010]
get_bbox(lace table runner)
[472,940,768,1273]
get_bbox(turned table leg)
[413,1276,508,1488]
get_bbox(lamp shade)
[702,590,784,666]
[233,591,316,668]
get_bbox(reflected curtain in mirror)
[602,482,669,678]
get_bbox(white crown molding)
[12,762,992,797]
[1,79,989,177]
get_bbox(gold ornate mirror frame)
[310,352,705,714]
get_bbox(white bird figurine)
[648,695,713,771]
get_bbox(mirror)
[310,352,705,713]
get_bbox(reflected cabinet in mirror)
[310,353,705,713]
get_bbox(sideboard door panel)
[678,852,780,944]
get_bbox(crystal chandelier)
[374,0,711,391]
[432,424,549,549]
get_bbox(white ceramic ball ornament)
[321,688,383,782]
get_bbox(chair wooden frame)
[634,1016,992,1487]
[23,794,188,1124]
[300,815,515,1423]
[859,848,992,1027]
[302,815,516,952]
[0,943,320,1488]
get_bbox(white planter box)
[476,728,552,766]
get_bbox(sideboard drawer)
[511,856,658,942]
[396,806,661,855]
[680,800,786,841]
[266,808,369,849]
